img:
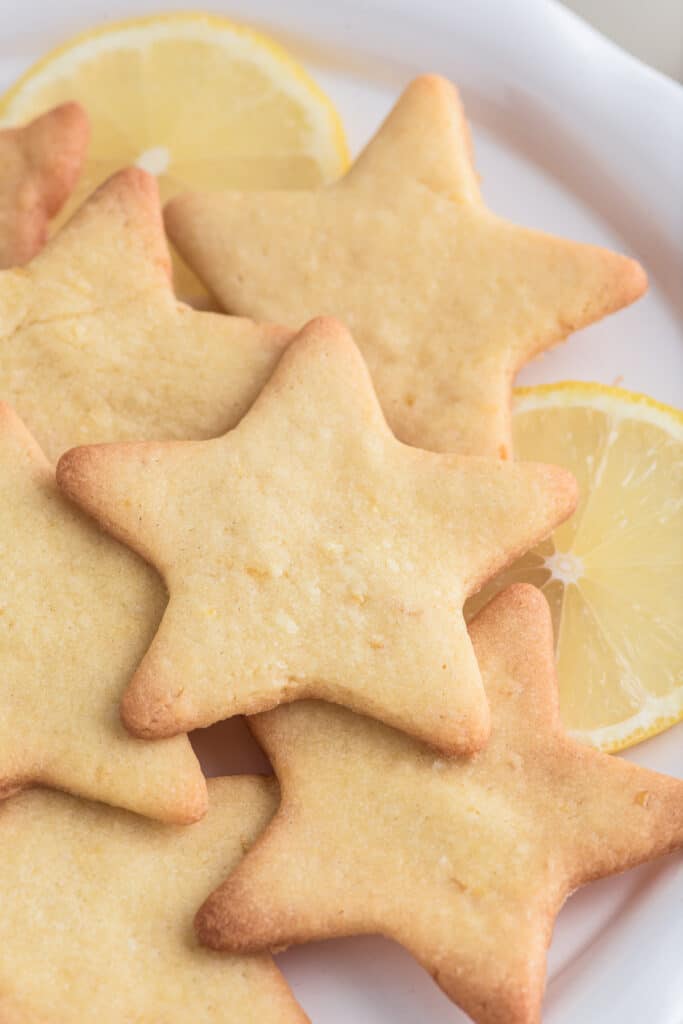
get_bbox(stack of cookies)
[1,75,681,1024]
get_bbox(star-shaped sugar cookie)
[58,318,576,754]
[196,585,683,1024]
[0,403,205,822]
[0,102,89,268]
[0,166,293,464]
[166,74,647,457]
[0,776,308,1024]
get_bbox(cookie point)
[501,582,549,617]
[164,188,202,219]
[195,898,230,951]
[98,165,160,206]
[120,684,181,740]
[47,99,89,133]
[195,879,270,954]
[460,702,491,755]
[178,780,209,825]
[55,446,86,496]
[163,191,203,249]
[409,72,456,96]
[472,583,552,642]
[552,464,579,518]
[163,191,188,216]
[301,315,351,341]
[623,256,648,304]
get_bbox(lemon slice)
[0,11,348,296]
[466,383,683,752]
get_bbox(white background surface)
[0,2,682,1023]
[560,0,683,82]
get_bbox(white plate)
[1,1,681,1022]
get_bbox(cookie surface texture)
[0,102,88,268]
[195,586,683,1024]
[58,318,576,753]
[0,167,293,464]
[0,776,309,1024]
[0,403,206,822]
[165,74,646,457]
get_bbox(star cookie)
[0,403,205,822]
[165,74,647,458]
[58,318,576,754]
[0,776,308,1024]
[195,585,683,1024]
[0,166,293,464]
[0,102,89,268]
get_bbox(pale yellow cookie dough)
[197,586,683,1024]
[0,403,205,822]
[0,776,308,1024]
[0,103,88,269]
[58,318,577,755]
[0,167,292,464]
[166,74,646,458]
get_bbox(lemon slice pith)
[466,382,683,752]
[0,11,349,296]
